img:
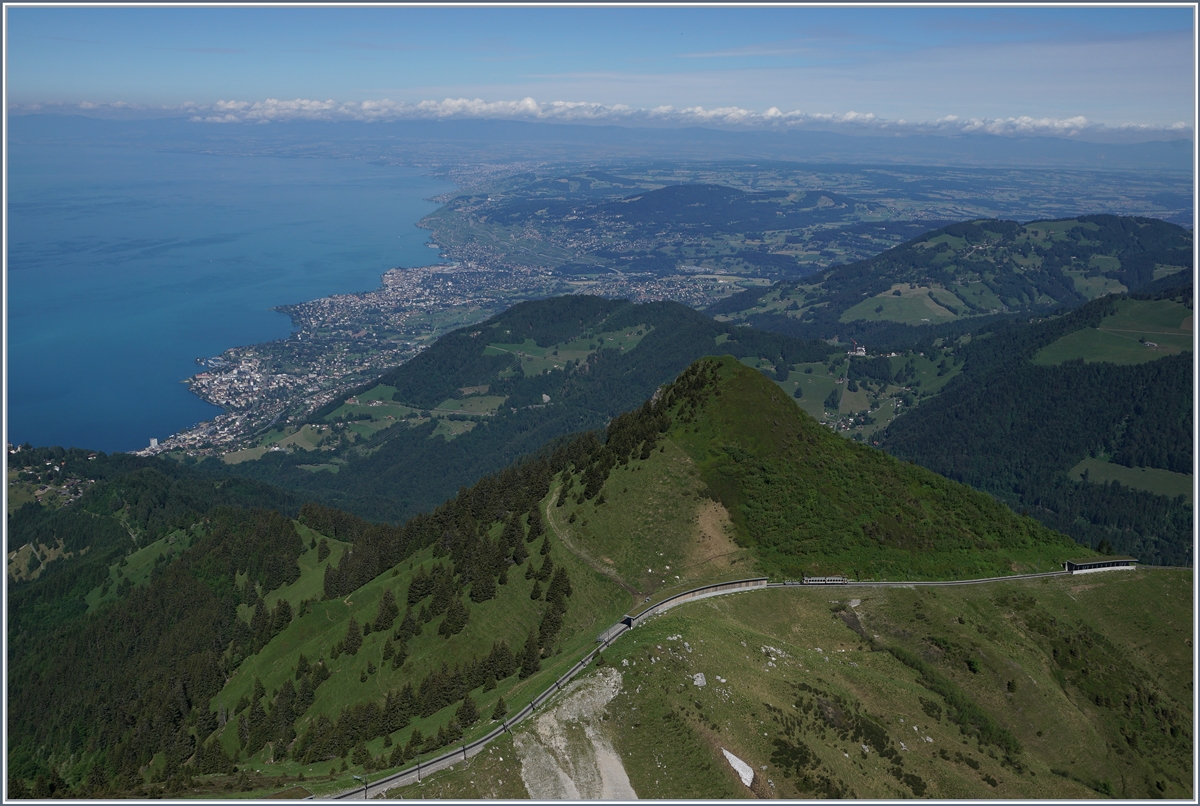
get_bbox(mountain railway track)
[328,565,1112,799]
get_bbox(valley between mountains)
[6,209,1192,800]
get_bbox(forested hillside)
[225,296,835,522]
[562,355,1083,581]
[881,284,1193,565]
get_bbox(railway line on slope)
[328,563,1133,799]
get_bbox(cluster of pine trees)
[7,507,305,793]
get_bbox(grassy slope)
[607,567,1193,799]
[1032,298,1193,366]
[668,357,1085,580]
[202,511,632,797]
[1068,457,1193,503]
[411,568,1192,800]
[544,438,756,604]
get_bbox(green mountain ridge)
[6,354,1101,798]
[713,214,1193,345]
[224,296,836,522]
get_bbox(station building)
[1063,556,1137,574]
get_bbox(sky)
[4,4,1196,142]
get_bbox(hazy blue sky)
[5,5,1195,140]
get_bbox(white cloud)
[7,97,1192,142]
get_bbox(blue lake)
[6,143,454,453]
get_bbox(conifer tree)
[491,698,508,720]
[469,568,496,603]
[438,596,469,638]
[373,588,400,633]
[395,605,418,641]
[527,507,545,542]
[297,675,315,714]
[342,616,363,656]
[407,565,432,605]
[456,695,478,728]
[519,632,541,678]
[271,598,293,635]
[501,515,524,548]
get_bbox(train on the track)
[783,576,850,585]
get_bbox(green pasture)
[356,384,398,402]
[781,365,839,421]
[839,383,872,415]
[346,419,399,441]
[431,418,477,440]
[485,326,653,377]
[324,398,414,423]
[1033,300,1193,365]
[576,568,1190,799]
[1069,457,1193,503]
[876,350,960,398]
[6,474,38,514]
[1064,270,1127,299]
[222,445,271,465]
[275,425,330,451]
[1087,254,1121,272]
[1033,328,1188,365]
[954,281,1005,312]
[433,395,506,415]
[918,233,968,251]
[225,424,338,464]
[1025,219,1095,240]
[841,284,958,324]
[1104,298,1192,332]
[1154,265,1189,281]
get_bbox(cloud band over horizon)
[8,97,1192,143]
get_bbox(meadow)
[1069,456,1193,503]
[395,568,1192,799]
[1033,298,1192,366]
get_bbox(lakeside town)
[137,260,553,457]
[137,251,758,459]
